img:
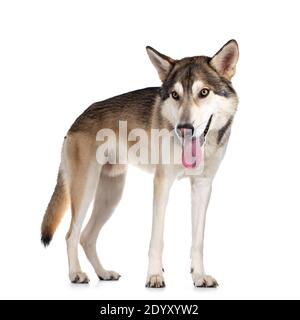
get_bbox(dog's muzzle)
[176,123,194,139]
[175,115,213,144]
[175,115,213,169]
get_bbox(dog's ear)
[210,40,239,80]
[146,46,175,82]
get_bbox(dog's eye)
[171,91,180,100]
[199,88,210,98]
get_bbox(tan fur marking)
[41,171,69,243]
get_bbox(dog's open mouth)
[181,115,213,169]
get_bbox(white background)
[0,0,299,300]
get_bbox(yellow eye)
[200,88,210,98]
[171,91,180,100]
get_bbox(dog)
[41,40,239,288]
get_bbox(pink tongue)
[182,136,202,169]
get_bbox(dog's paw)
[146,274,165,288]
[98,270,121,281]
[70,272,90,284]
[193,274,218,288]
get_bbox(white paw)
[146,274,165,288]
[98,270,121,281]
[69,272,90,284]
[193,274,218,288]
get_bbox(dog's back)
[69,87,162,135]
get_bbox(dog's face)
[147,40,239,168]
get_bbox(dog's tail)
[41,169,69,246]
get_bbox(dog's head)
[146,40,239,168]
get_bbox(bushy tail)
[41,170,69,246]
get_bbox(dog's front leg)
[146,166,175,288]
[190,177,218,288]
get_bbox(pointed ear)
[210,40,239,80]
[146,46,175,82]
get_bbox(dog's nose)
[176,123,194,138]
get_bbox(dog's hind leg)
[80,166,127,281]
[64,135,100,284]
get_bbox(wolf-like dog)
[41,40,239,288]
